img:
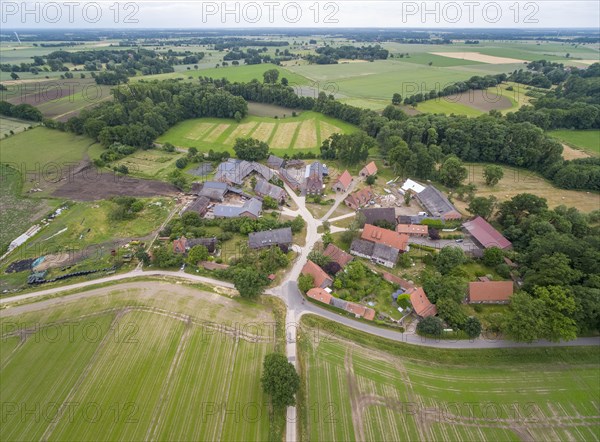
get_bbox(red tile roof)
[334,170,353,190]
[409,287,437,318]
[323,243,354,268]
[173,236,187,254]
[469,281,514,303]
[361,161,378,176]
[396,224,429,236]
[301,260,333,288]
[345,187,374,208]
[307,288,332,304]
[463,216,512,249]
[361,224,409,252]
[345,302,376,321]
[382,272,415,290]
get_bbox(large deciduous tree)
[439,155,468,188]
[261,353,300,408]
[233,137,270,161]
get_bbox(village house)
[468,280,514,303]
[323,243,354,268]
[248,227,293,250]
[361,224,409,252]
[198,181,229,202]
[183,196,210,217]
[306,287,332,304]
[396,224,429,237]
[267,154,285,169]
[349,239,400,268]
[302,260,333,289]
[215,159,274,186]
[359,161,378,178]
[332,170,353,192]
[345,302,376,320]
[173,236,218,255]
[408,287,437,318]
[344,187,374,210]
[463,216,512,250]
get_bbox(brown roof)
[307,288,332,304]
[200,261,230,271]
[463,216,512,249]
[345,302,376,321]
[469,281,514,302]
[323,243,354,268]
[396,224,429,235]
[361,224,409,251]
[334,170,353,190]
[302,260,333,288]
[382,272,415,290]
[361,161,378,176]
[409,287,437,318]
[345,187,374,207]
[173,237,187,254]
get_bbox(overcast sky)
[2,1,599,29]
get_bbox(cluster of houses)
[301,243,376,321]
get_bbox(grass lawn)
[548,130,600,157]
[0,282,280,441]
[298,315,600,442]
[415,99,482,117]
[136,63,309,86]
[112,149,186,181]
[157,111,356,155]
[0,116,38,138]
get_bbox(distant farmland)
[157,111,356,154]
[0,282,282,442]
[299,315,600,442]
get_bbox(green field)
[415,99,483,117]
[157,111,356,154]
[299,315,600,442]
[112,149,186,180]
[0,282,281,441]
[136,62,309,85]
[0,127,97,170]
[548,130,600,156]
[0,116,37,138]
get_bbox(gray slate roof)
[330,297,348,310]
[350,239,375,256]
[416,186,461,218]
[215,159,274,185]
[254,179,286,200]
[267,155,285,169]
[248,227,293,249]
[213,198,262,218]
[372,243,400,264]
[184,196,210,214]
[198,181,228,201]
[187,237,217,253]
[361,208,396,226]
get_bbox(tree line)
[305,45,389,64]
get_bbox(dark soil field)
[52,164,178,201]
[247,101,300,118]
[444,89,513,112]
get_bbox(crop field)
[0,282,280,442]
[136,62,309,85]
[0,116,37,138]
[299,316,600,442]
[453,163,600,213]
[548,130,600,157]
[157,111,356,154]
[415,82,526,116]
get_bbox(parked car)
[455,239,464,243]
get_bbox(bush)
[175,157,188,169]
[416,316,444,336]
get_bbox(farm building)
[213,198,262,219]
[305,172,324,195]
[302,260,333,289]
[306,287,332,304]
[361,207,396,226]
[463,216,512,250]
[408,287,437,318]
[215,159,274,185]
[359,161,378,177]
[267,154,285,169]
[396,224,429,237]
[361,224,409,252]
[198,181,229,202]
[330,297,348,310]
[248,227,293,250]
[278,168,303,191]
[306,161,328,178]
[332,170,353,192]
[344,187,374,210]
[254,179,287,203]
[183,196,211,217]
[323,243,354,268]
[400,178,425,194]
[173,236,217,254]
[468,281,514,303]
[416,186,462,220]
[345,302,376,320]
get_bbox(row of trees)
[0,101,43,122]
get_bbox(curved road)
[2,176,599,442]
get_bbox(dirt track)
[52,163,178,201]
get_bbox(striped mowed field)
[157,111,357,154]
[0,283,280,442]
